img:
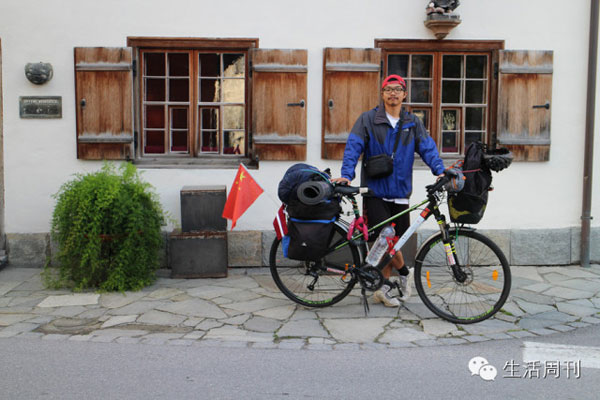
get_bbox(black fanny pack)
[364,154,394,179]
[363,118,402,179]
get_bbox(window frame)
[375,39,504,158]
[127,37,259,165]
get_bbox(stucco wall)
[0,0,598,236]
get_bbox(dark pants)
[363,197,410,240]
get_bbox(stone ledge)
[5,227,600,268]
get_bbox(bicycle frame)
[330,192,456,267]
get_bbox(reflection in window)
[412,109,430,130]
[442,109,460,153]
[198,52,246,155]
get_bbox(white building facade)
[0,0,598,267]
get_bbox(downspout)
[582,0,599,268]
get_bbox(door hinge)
[132,60,137,77]
[493,62,498,79]
[249,60,252,78]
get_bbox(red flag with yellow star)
[222,164,264,229]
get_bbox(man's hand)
[331,177,350,185]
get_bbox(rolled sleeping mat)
[296,181,334,205]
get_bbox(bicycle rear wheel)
[269,220,360,308]
[414,229,511,324]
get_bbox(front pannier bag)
[448,142,492,224]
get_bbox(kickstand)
[361,287,370,316]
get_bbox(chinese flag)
[222,164,264,229]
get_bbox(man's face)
[382,84,407,107]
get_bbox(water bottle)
[365,223,396,266]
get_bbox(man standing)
[332,74,445,307]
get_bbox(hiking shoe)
[399,268,414,301]
[372,284,400,307]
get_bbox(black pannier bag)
[448,142,493,224]
[278,164,340,261]
[285,200,341,261]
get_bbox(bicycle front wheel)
[269,220,360,308]
[414,229,511,324]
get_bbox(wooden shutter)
[74,47,133,160]
[322,48,381,159]
[251,49,307,161]
[497,50,553,161]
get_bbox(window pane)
[465,81,485,104]
[443,55,462,78]
[144,53,165,76]
[410,80,431,103]
[442,80,461,103]
[199,53,220,77]
[168,53,189,77]
[223,79,245,103]
[201,131,218,152]
[388,54,408,77]
[145,105,164,128]
[466,55,486,79]
[171,108,188,129]
[201,108,219,130]
[442,131,458,153]
[411,55,432,78]
[465,132,483,148]
[145,78,165,101]
[223,131,245,155]
[224,106,244,130]
[171,131,188,152]
[442,109,458,131]
[169,79,189,102]
[465,107,484,130]
[412,109,430,130]
[200,79,220,102]
[145,130,165,153]
[223,54,245,77]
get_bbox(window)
[141,50,247,156]
[128,38,258,161]
[377,40,503,156]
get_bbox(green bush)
[47,163,166,291]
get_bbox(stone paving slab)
[37,294,99,308]
[1,264,600,349]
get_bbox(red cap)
[381,74,407,90]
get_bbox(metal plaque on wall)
[19,96,62,118]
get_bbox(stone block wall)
[5,227,600,268]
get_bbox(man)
[332,74,445,307]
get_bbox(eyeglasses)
[383,87,406,94]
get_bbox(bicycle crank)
[356,266,384,291]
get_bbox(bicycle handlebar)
[425,174,451,196]
[332,171,452,199]
[332,184,370,196]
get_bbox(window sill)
[133,156,258,170]
[414,155,461,170]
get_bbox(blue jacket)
[341,105,445,199]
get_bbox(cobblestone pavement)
[1,265,600,350]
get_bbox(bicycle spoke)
[415,229,511,323]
